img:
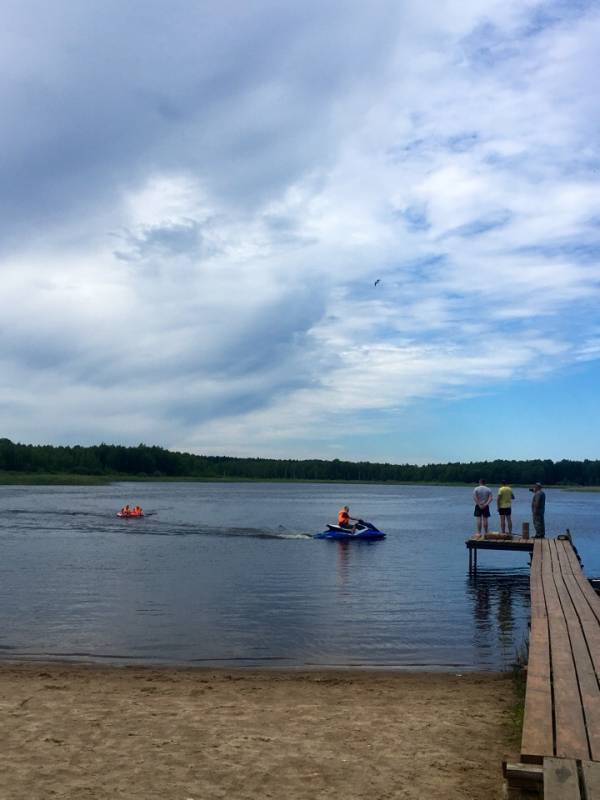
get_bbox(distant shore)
[0,662,515,800]
[0,470,598,490]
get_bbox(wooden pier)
[496,537,600,798]
[465,535,534,575]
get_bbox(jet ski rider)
[338,505,357,532]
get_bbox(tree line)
[1,438,599,485]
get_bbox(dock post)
[469,545,473,575]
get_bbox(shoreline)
[0,470,597,489]
[0,655,509,673]
[0,659,506,675]
[1,662,516,799]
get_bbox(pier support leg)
[469,547,473,575]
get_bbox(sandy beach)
[0,663,516,800]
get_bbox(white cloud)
[1,0,599,457]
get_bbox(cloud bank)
[1,0,599,458]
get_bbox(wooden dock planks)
[561,540,600,626]
[543,757,581,800]
[554,542,600,680]
[503,536,600,795]
[552,541,600,762]
[521,538,600,764]
[465,536,534,575]
[581,760,600,798]
[521,540,553,763]
[541,539,589,759]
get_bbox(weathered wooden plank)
[521,541,553,763]
[556,543,600,733]
[530,539,547,619]
[521,617,553,762]
[561,542,600,621]
[559,542,597,599]
[581,760,600,799]
[565,576,600,681]
[543,757,581,799]
[520,538,600,777]
[542,541,589,759]
[555,542,600,631]
[464,538,535,552]
[555,541,600,685]
[503,760,543,790]
[550,543,600,761]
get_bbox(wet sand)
[0,664,515,800]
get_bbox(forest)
[1,438,599,485]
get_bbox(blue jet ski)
[314,519,386,541]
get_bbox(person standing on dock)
[473,479,493,537]
[531,482,546,538]
[496,480,515,535]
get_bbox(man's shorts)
[474,505,490,518]
[498,507,512,516]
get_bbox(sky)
[2,0,600,463]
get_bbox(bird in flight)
[374,279,381,286]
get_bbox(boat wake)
[118,523,312,540]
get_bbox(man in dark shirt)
[531,482,546,538]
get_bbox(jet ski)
[117,510,144,518]
[314,519,385,540]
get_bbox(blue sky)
[1,0,599,462]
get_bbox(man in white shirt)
[473,479,493,538]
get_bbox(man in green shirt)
[497,480,515,535]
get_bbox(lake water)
[1,482,599,671]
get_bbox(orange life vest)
[338,509,350,526]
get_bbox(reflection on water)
[467,570,531,665]
[1,482,599,670]
[336,541,350,587]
